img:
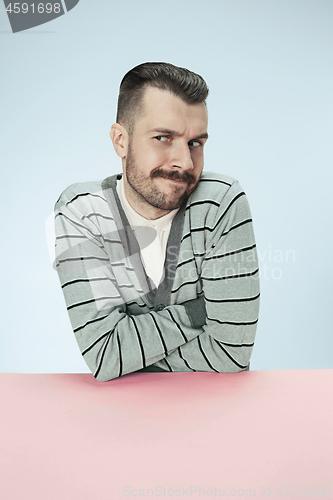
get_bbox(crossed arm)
[54,182,260,381]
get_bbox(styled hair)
[116,62,209,134]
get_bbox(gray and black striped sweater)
[54,171,260,381]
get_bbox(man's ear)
[110,123,129,158]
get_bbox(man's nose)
[171,141,194,171]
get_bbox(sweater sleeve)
[54,195,207,382]
[163,180,260,372]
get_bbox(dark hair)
[116,62,209,134]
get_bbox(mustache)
[151,169,195,184]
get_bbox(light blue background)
[1,0,332,373]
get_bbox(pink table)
[1,370,332,499]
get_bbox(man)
[54,62,260,381]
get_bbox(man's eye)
[189,140,202,148]
[155,135,170,142]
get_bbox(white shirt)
[116,176,180,288]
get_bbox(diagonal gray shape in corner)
[64,0,80,12]
[3,0,80,33]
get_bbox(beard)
[125,139,199,211]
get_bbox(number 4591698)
[6,3,61,14]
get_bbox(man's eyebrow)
[148,128,209,140]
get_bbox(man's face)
[123,86,208,217]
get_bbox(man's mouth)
[165,177,187,184]
[152,169,194,185]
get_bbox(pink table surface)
[0,370,332,500]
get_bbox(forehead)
[137,86,208,134]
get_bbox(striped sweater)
[54,171,260,381]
